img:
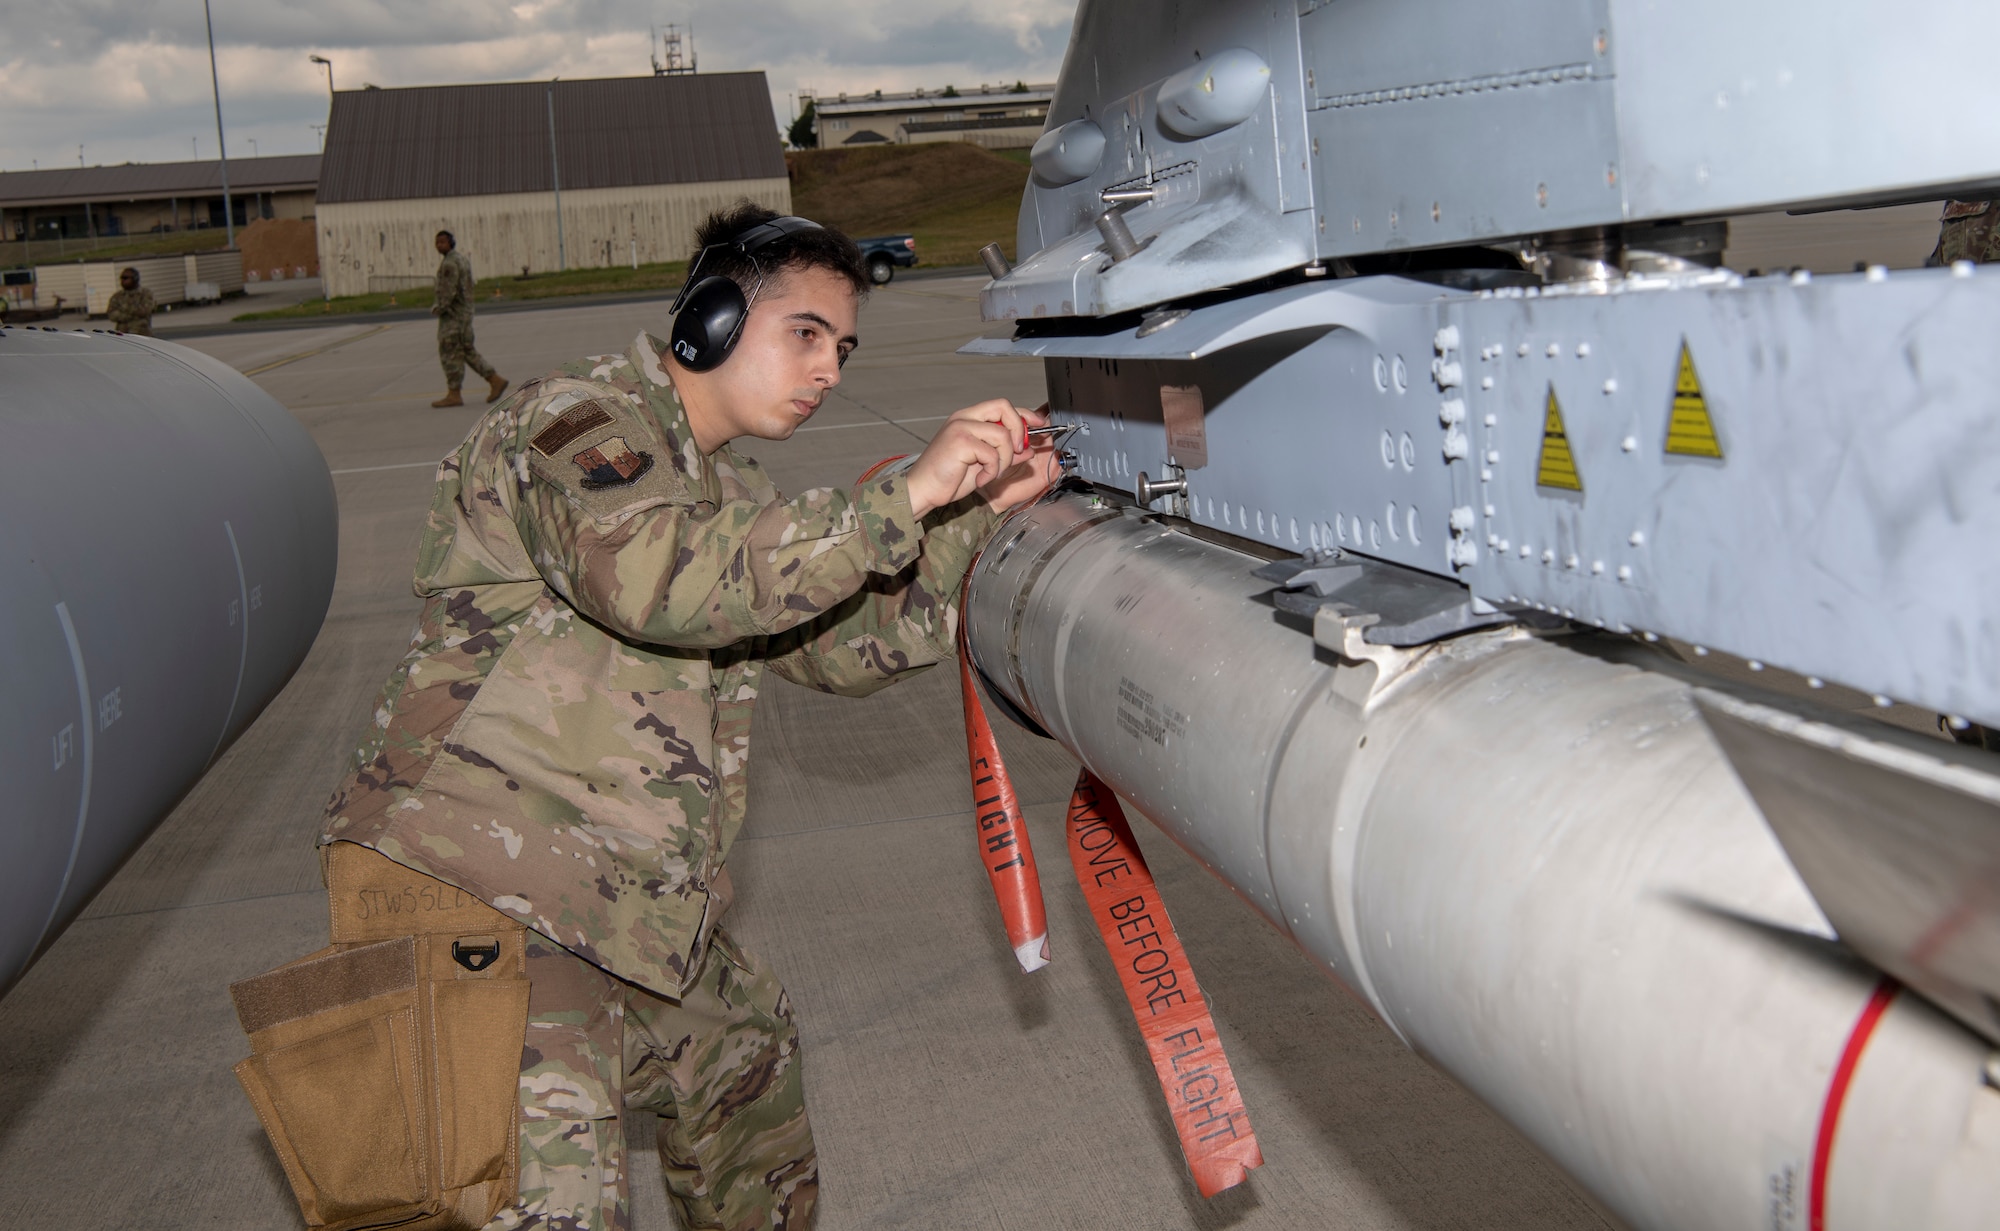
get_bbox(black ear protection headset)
[668,215,826,372]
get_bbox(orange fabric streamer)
[958,612,1051,973]
[1065,769,1264,1196]
[889,448,1044,975]
[941,467,1257,1195]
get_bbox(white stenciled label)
[1116,676,1189,747]
[1160,384,1208,469]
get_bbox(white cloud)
[0,0,1076,169]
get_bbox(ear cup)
[668,276,749,372]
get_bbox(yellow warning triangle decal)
[1536,384,1583,491]
[1665,339,1724,458]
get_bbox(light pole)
[248,138,258,158]
[547,78,566,271]
[309,55,335,98]
[202,0,235,247]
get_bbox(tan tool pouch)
[230,843,530,1231]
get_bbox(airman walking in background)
[431,229,507,407]
[106,267,155,336]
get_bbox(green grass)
[789,143,1031,268]
[234,260,690,322]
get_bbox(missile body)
[0,326,337,993]
[965,490,2000,1231]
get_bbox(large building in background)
[316,74,789,298]
[807,83,1054,149]
[0,155,320,242]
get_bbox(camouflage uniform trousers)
[489,927,818,1231]
[440,309,498,389]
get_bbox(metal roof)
[809,84,1055,115]
[317,73,785,205]
[0,155,321,210]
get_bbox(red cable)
[1809,977,1899,1231]
[855,453,909,485]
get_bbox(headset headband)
[670,215,824,314]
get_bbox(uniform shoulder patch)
[573,435,654,489]
[522,386,690,522]
[531,400,616,458]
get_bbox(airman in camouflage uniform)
[1931,200,2000,265]
[323,204,1055,1229]
[434,229,509,408]
[106,266,155,335]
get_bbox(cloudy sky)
[0,0,1079,171]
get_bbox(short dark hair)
[119,267,139,280]
[436,230,455,248]
[688,201,867,299]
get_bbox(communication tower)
[651,23,696,76]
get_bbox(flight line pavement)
[0,277,1616,1230]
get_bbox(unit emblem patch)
[573,435,654,489]
[531,400,615,457]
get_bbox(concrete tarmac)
[0,277,1611,1230]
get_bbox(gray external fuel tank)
[965,491,2000,1230]
[0,326,337,993]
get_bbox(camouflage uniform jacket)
[435,249,474,322]
[106,287,155,335]
[324,329,997,998]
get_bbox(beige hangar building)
[315,73,790,298]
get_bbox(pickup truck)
[854,234,917,284]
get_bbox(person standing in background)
[431,229,507,407]
[106,267,154,336]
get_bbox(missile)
[963,489,2000,1230]
[0,325,337,994]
